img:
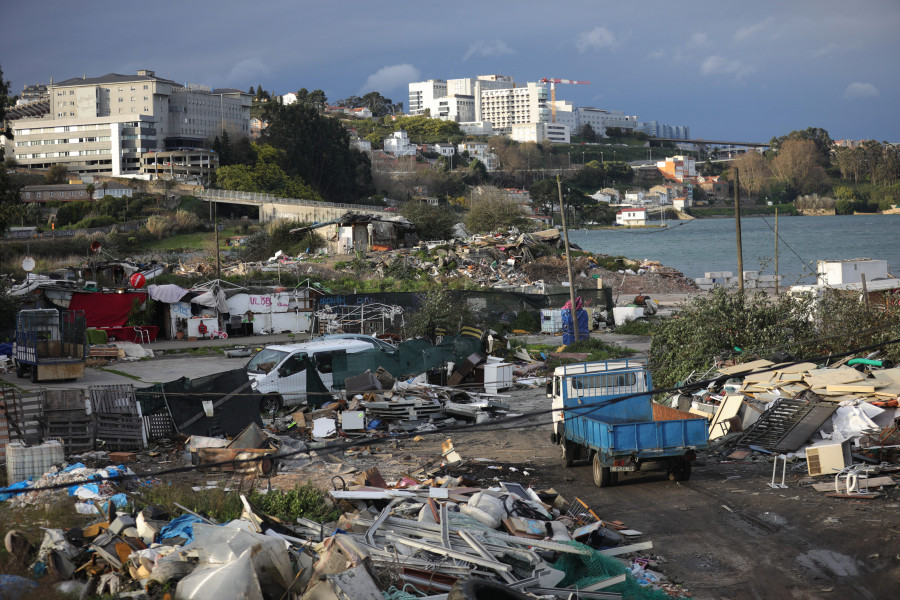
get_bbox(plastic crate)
[5,440,64,482]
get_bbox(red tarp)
[68,292,148,328]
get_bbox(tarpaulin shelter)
[137,369,262,438]
[68,292,147,328]
[331,334,482,390]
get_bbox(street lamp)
[600,151,603,164]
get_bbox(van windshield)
[246,349,290,374]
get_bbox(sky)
[3,0,899,143]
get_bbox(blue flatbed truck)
[547,359,708,487]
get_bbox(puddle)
[796,549,860,577]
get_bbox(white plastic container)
[5,440,64,482]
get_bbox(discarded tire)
[448,578,532,600]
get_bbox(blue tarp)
[158,514,206,545]
[561,309,589,345]
[0,480,31,502]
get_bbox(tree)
[85,183,95,201]
[769,127,833,166]
[400,200,458,240]
[464,187,531,233]
[261,102,372,201]
[578,123,597,141]
[731,152,771,199]
[649,288,817,389]
[769,139,827,195]
[248,85,256,96]
[45,164,68,184]
[215,143,323,200]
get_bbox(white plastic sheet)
[175,548,261,600]
[825,401,885,443]
[178,523,292,599]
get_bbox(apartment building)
[480,82,548,133]
[656,155,697,183]
[9,70,251,176]
[636,121,690,139]
[510,122,570,144]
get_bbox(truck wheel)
[15,362,24,378]
[260,394,283,414]
[561,440,576,468]
[669,460,692,482]
[30,366,38,383]
[593,453,613,488]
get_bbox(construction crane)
[539,78,590,123]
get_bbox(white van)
[246,339,378,412]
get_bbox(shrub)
[175,209,200,232]
[146,215,174,239]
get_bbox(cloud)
[700,55,755,79]
[734,18,773,42]
[844,82,879,99]
[690,32,708,46]
[359,64,421,94]
[225,58,272,84]
[576,27,618,52]
[463,39,515,61]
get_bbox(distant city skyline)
[2,0,898,143]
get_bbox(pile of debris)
[671,356,900,498]
[1,442,691,599]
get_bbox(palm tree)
[85,183,95,201]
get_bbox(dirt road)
[408,386,900,600]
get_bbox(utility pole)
[214,200,220,279]
[557,175,579,342]
[734,167,744,292]
[774,208,779,295]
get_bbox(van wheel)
[260,394,282,414]
[593,453,613,488]
[561,440,576,468]
[669,460,692,482]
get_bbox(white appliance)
[805,440,852,476]
[484,362,513,394]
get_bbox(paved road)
[0,355,248,390]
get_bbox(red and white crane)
[539,78,590,123]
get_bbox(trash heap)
[671,357,900,498]
[2,450,691,600]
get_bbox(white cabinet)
[484,362,513,394]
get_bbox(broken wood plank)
[599,541,653,556]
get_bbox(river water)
[568,215,900,286]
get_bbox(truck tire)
[30,365,38,383]
[593,453,613,488]
[260,394,283,414]
[561,440,576,468]
[448,578,531,600]
[15,362,24,378]
[669,460,692,482]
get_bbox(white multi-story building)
[9,70,251,176]
[510,122,570,144]
[383,130,417,156]
[408,80,449,116]
[481,82,548,133]
[637,121,690,140]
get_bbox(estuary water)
[568,214,900,286]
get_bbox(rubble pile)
[673,357,900,498]
[1,443,691,599]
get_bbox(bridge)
[650,137,770,148]
[196,189,390,223]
